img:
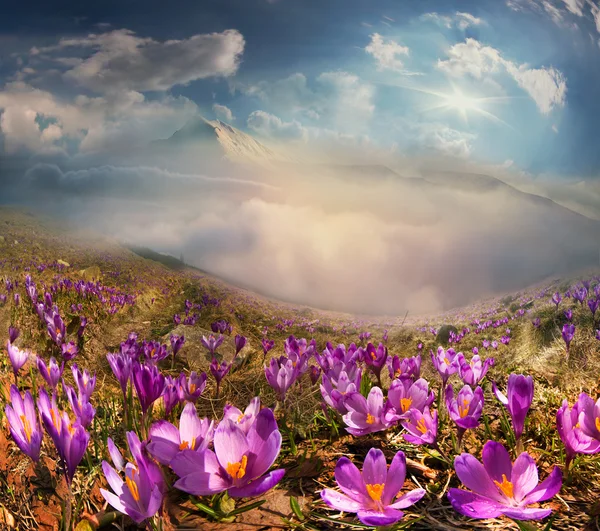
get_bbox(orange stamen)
[366,483,384,502]
[416,418,428,434]
[366,414,375,424]
[20,415,32,443]
[493,474,514,498]
[226,455,248,479]
[400,398,412,413]
[459,399,470,418]
[126,476,140,502]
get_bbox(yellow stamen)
[370,352,377,361]
[226,455,248,479]
[50,409,61,432]
[189,383,196,394]
[237,413,245,423]
[596,417,600,432]
[444,357,450,365]
[395,369,402,378]
[366,414,375,425]
[400,398,412,413]
[459,399,470,418]
[20,415,32,443]
[366,483,384,502]
[126,476,140,502]
[493,474,514,498]
[416,418,428,434]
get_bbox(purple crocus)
[59,416,90,483]
[532,318,541,329]
[492,374,534,442]
[578,394,600,441]
[72,364,96,401]
[171,408,285,498]
[557,394,600,469]
[448,440,562,520]
[6,341,28,381]
[265,356,298,400]
[320,370,359,415]
[551,292,562,308]
[8,326,19,344]
[178,371,207,402]
[588,298,599,317]
[147,402,214,465]
[131,362,166,415]
[387,354,421,381]
[37,356,64,389]
[564,309,573,321]
[262,338,275,356]
[431,347,458,386]
[201,334,224,356]
[363,343,388,385]
[342,387,390,436]
[561,323,575,353]
[77,316,88,338]
[170,334,185,357]
[596,329,600,341]
[222,397,261,434]
[63,382,96,428]
[402,408,438,447]
[386,378,435,421]
[320,448,425,527]
[5,385,42,461]
[106,353,132,398]
[101,457,162,524]
[455,354,494,386]
[162,376,184,416]
[61,341,79,361]
[309,365,321,385]
[446,384,484,432]
[234,334,247,355]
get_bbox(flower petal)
[511,452,539,502]
[523,467,562,504]
[356,508,404,527]
[362,448,387,487]
[389,488,426,510]
[214,419,249,472]
[454,453,504,503]
[381,451,407,506]
[228,469,285,498]
[482,440,512,485]
[447,489,504,519]
[320,489,363,513]
[501,507,552,520]
[334,457,369,504]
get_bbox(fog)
[1,130,598,316]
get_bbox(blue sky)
[1,0,600,177]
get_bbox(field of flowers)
[0,207,599,531]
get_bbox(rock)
[57,260,70,267]
[435,324,458,344]
[80,265,101,281]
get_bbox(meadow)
[0,207,599,531]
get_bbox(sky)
[1,0,600,176]
[0,0,599,315]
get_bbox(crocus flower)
[170,334,185,357]
[77,316,88,338]
[262,338,275,356]
[201,334,224,356]
[431,347,458,386]
[72,364,96,401]
[492,374,534,442]
[147,402,214,465]
[178,371,207,402]
[386,378,435,421]
[8,326,19,344]
[561,324,575,352]
[222,397,261,434]
[106,353,132,397]
[47,313,66,345]
[446,384,484,431]
[37,356,64,389]
[564,309,573,321]
[131,362,166,415]
[162,376,183,416]
[363,343,388,384]
[596,329,600,341]
[265,356,298,400]
[61,341,79,361]
[5,385,42,461]
[588,298,599,317]
[532,318,541,329]
[210,358,233,389]
[578,394,600,441]
[6,341,28,380]
[59,416,90,483]
[402,408,438,446]
[556,395,600,468]
[456,354,494,386]
[234,334,247,355]
[448,440,562,520]
[171,408,285,498]
[101,459,162,524]
[320,448,425,527]
[309,365,321,385]
[63,382,96,428]
[387,354,421,381]
[342,387,390,436]
[37,388,63,447]
[320,370,359,415]
[552,292,562,308]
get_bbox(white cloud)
[560,0,585,15]
[541,1,565,24]
[589,1,600,32]
[504,62,567,114]
[365,33,409,71]
[438,38,567,114]
[415,123,476,158]
[34,29,245,92]
[247,110,307,141]
[240,71,375,132]
[213,103,234,122]
[0,81,197,154]
[421,11,485,30]
[437,39,502,79]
